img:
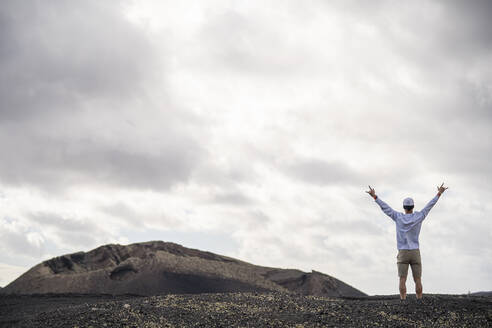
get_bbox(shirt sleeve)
[375,197,398,222]
[418,194,440,221]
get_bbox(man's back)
[375,195,439,249]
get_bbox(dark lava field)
[1,292,491,327]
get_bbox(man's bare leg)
[399,276,407,300]
[414,276,423,299]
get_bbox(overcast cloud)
[0,0,491,294]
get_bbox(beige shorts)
[397,249,422,279]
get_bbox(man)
[366,183,448,301]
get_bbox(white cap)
[403,197,414,206]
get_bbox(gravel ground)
[1,292,491,327]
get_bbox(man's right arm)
[414,183,448,224]
[420,183,448,218]
[418,194,439,220]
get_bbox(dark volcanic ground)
[1,292,491,327]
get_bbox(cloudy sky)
[1,0,491,295]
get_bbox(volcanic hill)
[2,241,365,297]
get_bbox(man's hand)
[366,185,377,199]
[437,182,448,196]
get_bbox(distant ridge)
[469,291,492,297]
[2,241,366,297]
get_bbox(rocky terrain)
[3,241,489,327]
[2,241,365,298]
[471,291,492,297]
[0,292,490,327]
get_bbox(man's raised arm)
[419,183,448,219]
[366,185,398,221]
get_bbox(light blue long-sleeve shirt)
[375,195,440,250]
